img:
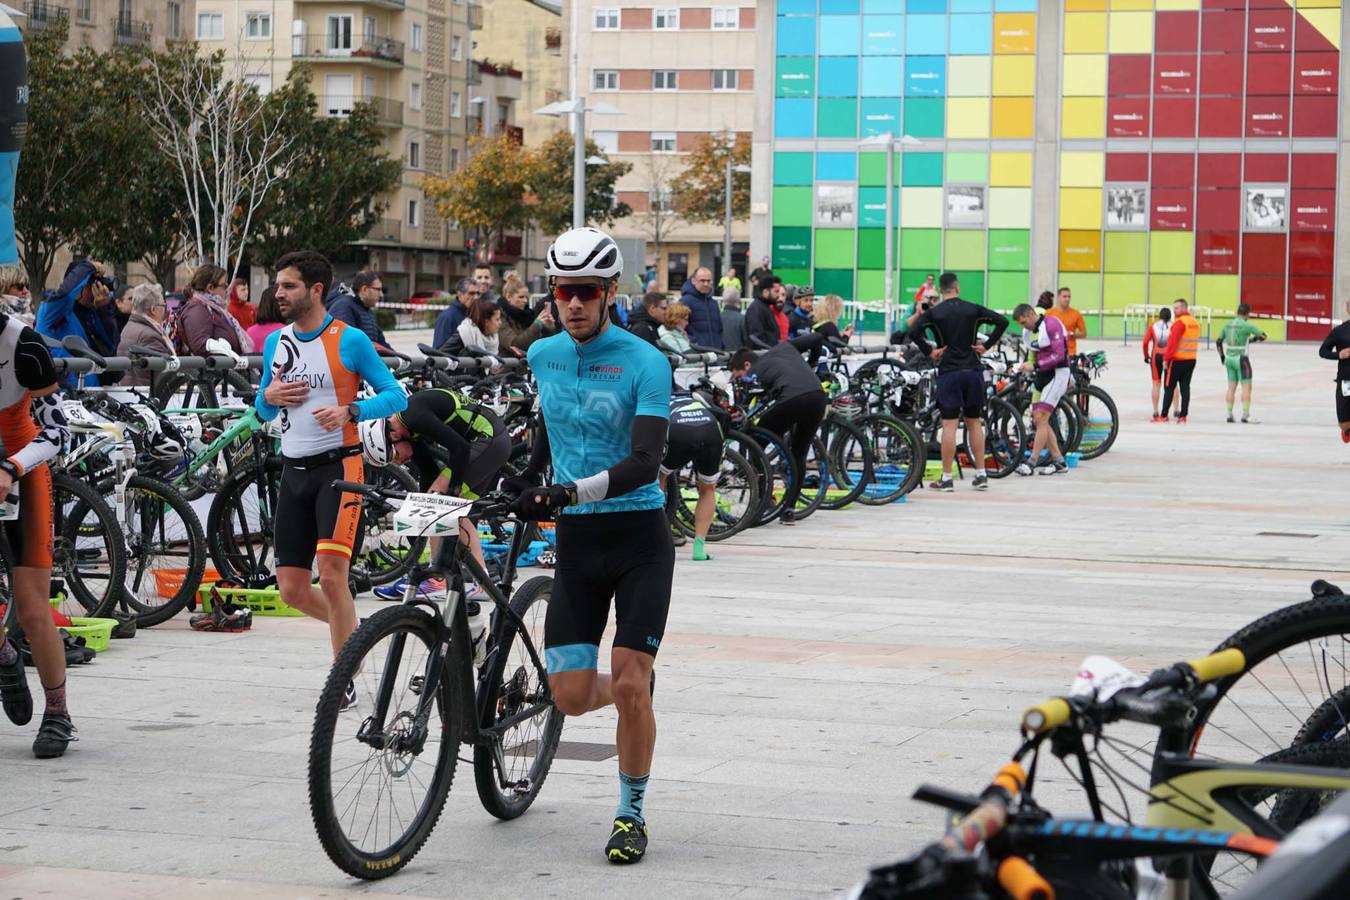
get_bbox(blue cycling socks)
[617,770,649,824]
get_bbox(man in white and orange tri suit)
[255,252,406,709]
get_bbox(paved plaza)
[2,338,1348,898]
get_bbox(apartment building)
[17,0,194,49]
[475,0,562,147]
[563,1,756,291]
[194,0,502,297]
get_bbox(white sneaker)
[1015,463,1034,476]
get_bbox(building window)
[167,1,182,38]
[451,34,462,60]
[408,141,421,168]
[592,69,618,91]
[411,23,423,52]
[450,147,460,170]
[713,69,738,91]
[450,91,462,117]
[243,73,272,94]
[408,199,420,228]
[326,15,353,50]
[410,82,422,110]
[652,70,678,91]
[712,7,738,30]
[593,7,618,30]
[593,131,618,154]
[245,12,271,39]
[196,12,223,39]
[651,132,676,153]
[654,8,679,30]
[75,0,91,22]
[650,189,673,213]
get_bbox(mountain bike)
[309,482,560,880]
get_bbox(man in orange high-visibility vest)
[1161,299,1201,423]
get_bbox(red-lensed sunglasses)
[551,283,606,303]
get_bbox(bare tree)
[634,153,682,286]
[144,45,302,280]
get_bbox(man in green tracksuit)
[1216,303,1267,423]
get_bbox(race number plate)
[392,492,474,536]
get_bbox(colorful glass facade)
[764,0,1342,339]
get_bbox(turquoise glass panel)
[862,15,904,54]
[818,57,859,96]
[904,56,946,97]
[820,15,861,55]
[776,17,816,56]
[817,152,858,181]
[775,99,816,137]
[859,98,902,136]
[949,15,992,54]
[905,14,946,54]
[861,57,903,96]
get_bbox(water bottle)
[465,599,490,666]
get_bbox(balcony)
[295,0,406,8]
[293,34,405,67]
[112,15,152,47]
[22,2,67,32]
[468,1,483,31]
[544,25,561,51]
[364,218,403,245]
[319,95,404,129]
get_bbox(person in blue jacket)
[432,277,480,349]
[36,259,119,385]
[679,267,723,349]
[326,270,389,350]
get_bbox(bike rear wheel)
[52,472,126,619]
[1071,385,1120,461]
[853,414,925,505]
[309,604,465,880]
[820,416,873,511]
[667,446,762,541]
[207,458,281,584]
[101,475,205,627]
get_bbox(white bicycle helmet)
[359,417,392,467]
[544,227,623,280]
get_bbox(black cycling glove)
[500,469,542,495]
[510,483,575,520]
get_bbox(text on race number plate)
[393,493,474,536]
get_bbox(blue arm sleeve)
[341,328,407,420]
[254,331,281,421]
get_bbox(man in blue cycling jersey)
[507,227,672,865]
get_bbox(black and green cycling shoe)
[0,638,32,726]
[32,712,77,758]
[605,815,649,864]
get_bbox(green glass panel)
[943,231,986,270]
[952,270,985,305]
[857,228,894,268]
[1099,315,1126,339]
[1148,274,1193,305]
[1195,274,1239,309]
[814,229,856,267]
[817,99,859,138]
[899,228,941,269]
[775,268,810,287]
[772,227,813,270]
[987,270,1029,307]
[1103,232,1147,272]
[776,57,816,98]
[947,152,989,183]
[814,268,855,301]
[900,268,936,300]
[1056,272,1103,313]
[903,98,944,138]
[772,186,813,227]
[856,270,886,301]
[1149,232,1195,274]
[987,229,1030,271]
[1103,273,1146,310]
[901,152,943,186]
[773,152,815,187]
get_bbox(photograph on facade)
[1245,186,1287,231]
[945,185,985,227]
[1105,186,1147,229]
[815,183,856,227]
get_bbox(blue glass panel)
[950,0,992,10]
[904,56,946,97]
[818,57,859,96]
[861,57,904,96]
[819,15,861,55]
[774,99,816,137]
[778,0,819,14]
[994,0,1035,10]
[862,15,904,54]
[821,0,860,11]
[904,14,946,54]
[776,16,816,55]
[863,0,903,10]
[949,14,992,54]
[817,152,859,181]
[906,0,947,12]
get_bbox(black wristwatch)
[559,482,578,507]
[347,402,362,422]
[0,460,18,481]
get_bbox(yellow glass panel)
[1065,0,1107,9]
[993,13,1036,54]
[1296,0,1342,8]
[899,187,943,228]
[1059,231,1103,273]
[1108,11,1153,55]
[1060,151,1105,187]
[988,188,1032,229]
[1061,97,1105,138]
[991,97,1034,138]
[946,98,991,139]
[1063,13,1107,54]
[1060,188,1103,230]
[1297,9,1340,49]
[1109,0,1151,9]
[1062,55,1107,97]
[990,152,1032,187]
[1154,0,1200,9]
[991,56,1035,97]
[948,56,992,98]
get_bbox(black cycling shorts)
[1337,382,1350,424]
[936,369,985,420]
[544,508,674,673]
[274,455,364,569]
[661,405,724,484]
[412,428,511,498]
[1151,353,1165,383]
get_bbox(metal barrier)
[1122,304,1213,348]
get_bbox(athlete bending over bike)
[506,227,672,864]
[662,392,726,560]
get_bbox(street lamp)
[859,133,920,336]
[723,157,752,291]
[535,97,623,229]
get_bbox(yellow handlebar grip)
[1186,648,1246,683]
[1021,698,1071,734]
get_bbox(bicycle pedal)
[409,675,424,695]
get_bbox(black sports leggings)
[1162,358,1196,418]
[757,391,829,512]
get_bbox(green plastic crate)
[65,617,115,653]
[199,584,304,617]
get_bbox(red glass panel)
[1195,231,1240,274]
[1151,153,1195,188]
[1245,96,1290,137]
[1289,231,1336,275]
[1107,98,1150,138]
[1157,12,1200,53]
[1200,53,1243,95]
[1244,154,1288,182]
[1196,189,1240,231]
[1106,153,1149,183]
[1201,11,1245,52]
[1289,189,1335,231]
[1242,233,1287,276]
[1151,188,1194,231]
[1154,98,1197,137]
[1154,55,1197,96]
[1198,97,1243,136]
[1239,276,1284,317]
[1247,9,1294,53]
[1246,53,1291,95]
[1197,153,1242,188]
[1108,55,1151,96]
[1202,0,1245,8]
[1291,154,1337,189]
[1294,52,1339,94]
[1288,277,1333,326]
[1292,96,1337,137]
[1288,320,1326,341]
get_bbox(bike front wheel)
[309,604,465,880]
